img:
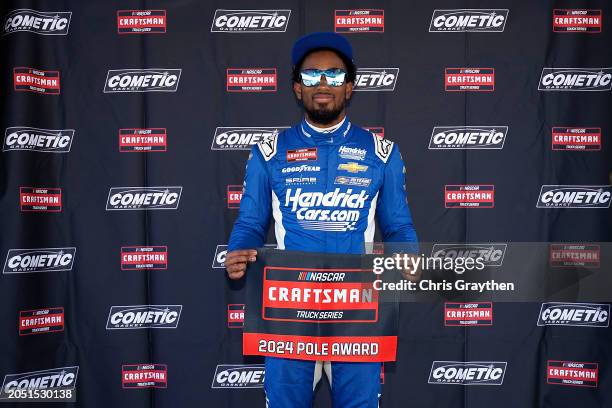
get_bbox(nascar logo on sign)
[121,246,168,270]
[122,364,167,388]
[445,185,495,208]
[0,366,79,400]
[428,361,507,385]
[3,127,74,153]
[119,128,167,152]
[354,68,399,91]
[334,9,384,33]
[445,68,494,91]
[19,307,65,336]
[538,68,612,91]
[226,68,277,92]
[20,187,62,212]
[553,10,602,33]
[104,69,181,93]
[537,303,609,327]
[444,303,493,326]
[211,10,291,33]
[431,243,506,266]
[536,185,611,208]
[106,305,182,329]
[552,127,601,151]
[549,244,600,267]
[3,9,72,36]
[429,126,507,149]
[106,186,182,210]
[13,67,60,94]
[228,304,245,328]
[547,361,598,387]
[429,9,509,32]
[227,185,243,209]
[211,365,265,388]
[3,247,76,274]
[211,127,288,150]
[117,10,166,34]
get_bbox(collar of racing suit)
[300,116,352,145]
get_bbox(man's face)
[293,50,353,125]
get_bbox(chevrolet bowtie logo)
[338,162,368,173]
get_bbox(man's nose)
[316,74,331,89]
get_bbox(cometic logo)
[445,68,494,91]
[119,128,167,152]
[445,185,495,208]
[429,10,509,32]
[19,307,65,336]
[431,244,507,266]
[211,127,288,150]
[428,361,507,385]
[104,69,181,93]
[553,10,602,33]
[536,185,611,208]
[122,364,167,388]
[3,127,74,152]
[14,67,60,94]
[0,367,79,399]
[20,187,62,212]
[106,305,182,329]
[211,10,291,33]
[226,68,277,92]
[211,365,265,388]
[429,126,507,149]
[538,68,612,91]
[334,9,384,33]
[3,9,72,36]
[552,127,601,151]
[117,10,166,34]
[354,68,399,91]
[538,303,609,327]
[106,187,182,210]
[3,248,76,274]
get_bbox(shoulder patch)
[372,133,394,163]
[257,133,278,161]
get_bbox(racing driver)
[226,32,418,408]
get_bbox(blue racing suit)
[228,117,418,407]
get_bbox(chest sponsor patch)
[338,146,366,160]
[335,176,371,187]
[287,148,317,162]
[338,162,368,173]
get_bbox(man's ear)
[345,81,353,100]
[293,81,302,100]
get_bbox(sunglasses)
[300,68,347,87]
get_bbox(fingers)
[225,249,258,279]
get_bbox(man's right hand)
[225,249,257,280]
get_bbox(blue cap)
[291,32,353,66]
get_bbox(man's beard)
[306,102,345,126]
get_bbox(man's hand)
[225,249,257,280]
[401,254,422,283]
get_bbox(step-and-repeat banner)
[1,1,611,407]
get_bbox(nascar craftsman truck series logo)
[211,10,291,32]
[3,9,72,35]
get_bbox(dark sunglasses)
[300,68,347,87]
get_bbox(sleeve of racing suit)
[228,146,272,251]
[376,145,419,248]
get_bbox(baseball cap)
[291,32,353,66]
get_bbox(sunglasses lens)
[300,69,347,87]
[326,71,346,87]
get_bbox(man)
[226,32,418,408]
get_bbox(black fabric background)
[1,1,611,407]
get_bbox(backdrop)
[1,0,611,407]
